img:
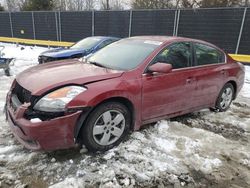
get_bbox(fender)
[71,93,137,142]
[68,78,142,140]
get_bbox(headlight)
[34,86,86,112]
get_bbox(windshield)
[87,39,161,70]
[71,37,102,49]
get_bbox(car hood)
[16,59,124,95]
[40,48,86,58]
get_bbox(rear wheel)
[81,102,131,152]
[215,83,234,112]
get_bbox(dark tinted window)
[195,43,225,66]
[153,42,192,69]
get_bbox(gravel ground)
[0,43,249,188]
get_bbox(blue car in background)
[38,36,120,64]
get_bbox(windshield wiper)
[88,61,107,68]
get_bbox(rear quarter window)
[195,43,225,66]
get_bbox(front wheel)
[215,83,234,112]
[81,102,131,152]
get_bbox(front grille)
[24,109,64,121]
[12,82,32,104]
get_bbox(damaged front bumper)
[6,92,83,151]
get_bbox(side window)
[97,40,114,50]
[153,42,192,69]
[195,43,225,66]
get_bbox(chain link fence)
[0,8,249,54]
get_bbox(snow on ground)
[0,42,249,188]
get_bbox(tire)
[215,83,234,112]
[81,102,131,152]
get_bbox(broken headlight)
[34,86,86,112]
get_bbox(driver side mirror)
[148,62,172,74]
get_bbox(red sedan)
[5,36,245,151]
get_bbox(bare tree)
[245,0,249,6]
[101,0,110,9]
[66,0,84,10]
[85,0,96,10]
[112,0,124,10]
[199,0,242,8]
[180,0,200,8]
[5,0,25,11]
[5,0,16,11]
[53,0,67,11]
[100,0,126,10]
[54,0,96,11]
[132,0,174,9]
[131,0,246,9]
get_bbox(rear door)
[191,42,227,108]
[141,42,197,121]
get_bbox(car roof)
[128,35,176,42]
[89,36,120,41]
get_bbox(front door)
[141,42,197,121]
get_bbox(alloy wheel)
[92,110,125,146]
[220,87,233,109]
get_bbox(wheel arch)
[74,96,135,143]
[226,80,237,99]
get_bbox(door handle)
[186,77,195,84]
[220,69,226,75]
